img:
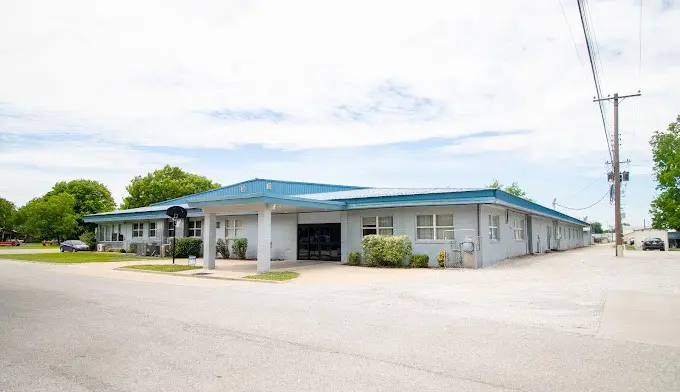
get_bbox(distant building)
[623,228,669,248]
[668,231,679,249]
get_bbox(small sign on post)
[188,256,196,266]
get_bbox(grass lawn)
[0,252,146,263]
[625,244,636,250]
[122,264,201,272]
[8,243,59,249]
[244,271,300,281]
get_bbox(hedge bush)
[79,231,97,250]
[128,243,138,254]
[409,254,429,268]
[348,251,361,265]
[216,238,229,259]
[231,238,248,260]
[118,248,127,253]
[170,237,203,258]
[361,235,412,267]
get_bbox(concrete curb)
[114,267,287,284]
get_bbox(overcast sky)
[1,0,679,227]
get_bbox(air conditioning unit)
[96,244,106,252]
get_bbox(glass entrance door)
[297,223,341,261]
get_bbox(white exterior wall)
[95,203,588,265]
[347,205,478,267]
[480,205,529,266]
[271,214,298,260]
[530,216,553,254]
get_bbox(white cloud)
[1,0,677,151]
[0,0,677,225]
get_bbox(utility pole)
[594,91,641,257]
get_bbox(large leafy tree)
[0,197,16,229]
[650,115,680,230]
[45,180,115,217]
[488,179,534,201]
[590,221,604,234]
[121,165,221,209]
[16,193,79,241]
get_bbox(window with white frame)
[132,223,144,238]
[489,215,500,240]
[513,218,525,240]
[167,220,175,237]
[188,220,202,237]
[225,219,242,238]
[361,216,393,236]
[416,214,454,240]
[148,222,157,238]
[216,221,221,229]
[113,224,122,241]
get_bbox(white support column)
[203,213,216,270]
[257,207,272,273]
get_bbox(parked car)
[641,237,665,251]
[60,240,90,252]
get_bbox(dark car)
[60,240,90,252]
[642,237,665,251]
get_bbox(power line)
[557,0,584,67]
[563,175,605,202]
[639,0,643,85]
[554,188,610,211]
[576,0,614,163]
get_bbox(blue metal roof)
[151,178,366,207]
[83,178,588,226]
[82,206,203,223]
[187,193,347,210]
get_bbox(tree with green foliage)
[44,180,115,237]
[650,115,680,230]
[0,197,16,229]
[16,193,78,241]
[590,221,604,234]
[121,165,221,209]
[488,179,534,201]
[46,180,115,217]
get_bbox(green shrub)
[170,237,203,258]
[128,243,138,254]
[231,238,248,260]
[106,248,115,252]
[437,251,448,267]
[118,248,126,253]
[361,235,412,267]
[216,238,229,259]
[362,235,385,266]
[383,236,412,266]
[348,251,361,265]
[409,254,429,268]
[79,231,97,250]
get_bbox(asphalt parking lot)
[1,245,679,391]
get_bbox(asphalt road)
[1,251,679,392]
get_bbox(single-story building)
[83,178,589,272]
[623,228,670,249]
